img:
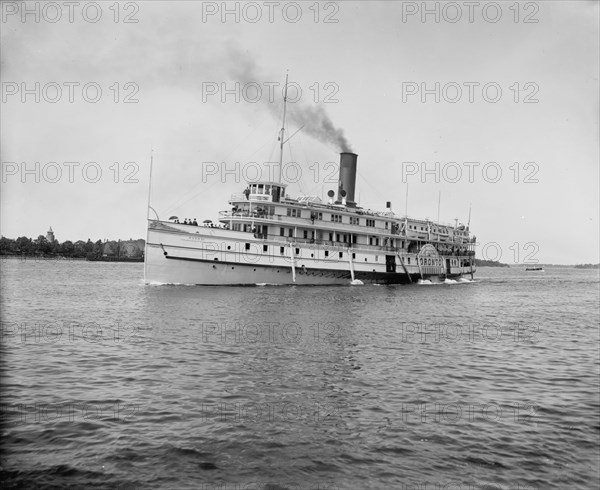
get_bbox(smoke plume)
[286,105,352,153]
[227,47,352,153]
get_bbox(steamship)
[144,89,476,286]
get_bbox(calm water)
[1,260,599,489]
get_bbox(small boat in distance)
[525,266,544,271]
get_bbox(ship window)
[280,247,285,254]
[385,222,389,229]
[407,258,410,264]
[350,216,359,225]
[288,229,293,237]
[366,219,375,227]
[303,230,308,239]
[331,214,342,223]
[227,245,231,250]
[352,253,356,259]
[263,245,268,252]
[375,256,378,261]
[245,243,250,250]
[339,252,343,258]
[280,227,284,236]
[325,251,329,257]
[328,233,333,242]
[295,248,300,255]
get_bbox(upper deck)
[224,181,473,245]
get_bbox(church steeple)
[46,227,55,243]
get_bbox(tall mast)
[147,149,154,219]
[467,203,472,230]
[278,73,289,184]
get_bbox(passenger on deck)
[184,219,189,225]
[193,218,198,226]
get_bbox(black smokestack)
[335,152,358,207]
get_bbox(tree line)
[0,236,144,260]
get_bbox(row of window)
[282,207,381,227]
[236,201,453,235]
[240,242,464,267]
[276,247,376,261]
[273,226,414,248]
[277,206,447,234]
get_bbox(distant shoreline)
[0,254,142,263]
[1,255,87,261]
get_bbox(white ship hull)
[144,220,474,286]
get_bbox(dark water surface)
[1,260,599,489]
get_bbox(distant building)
[46,227,56,243]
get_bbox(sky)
[1,0,598,264]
